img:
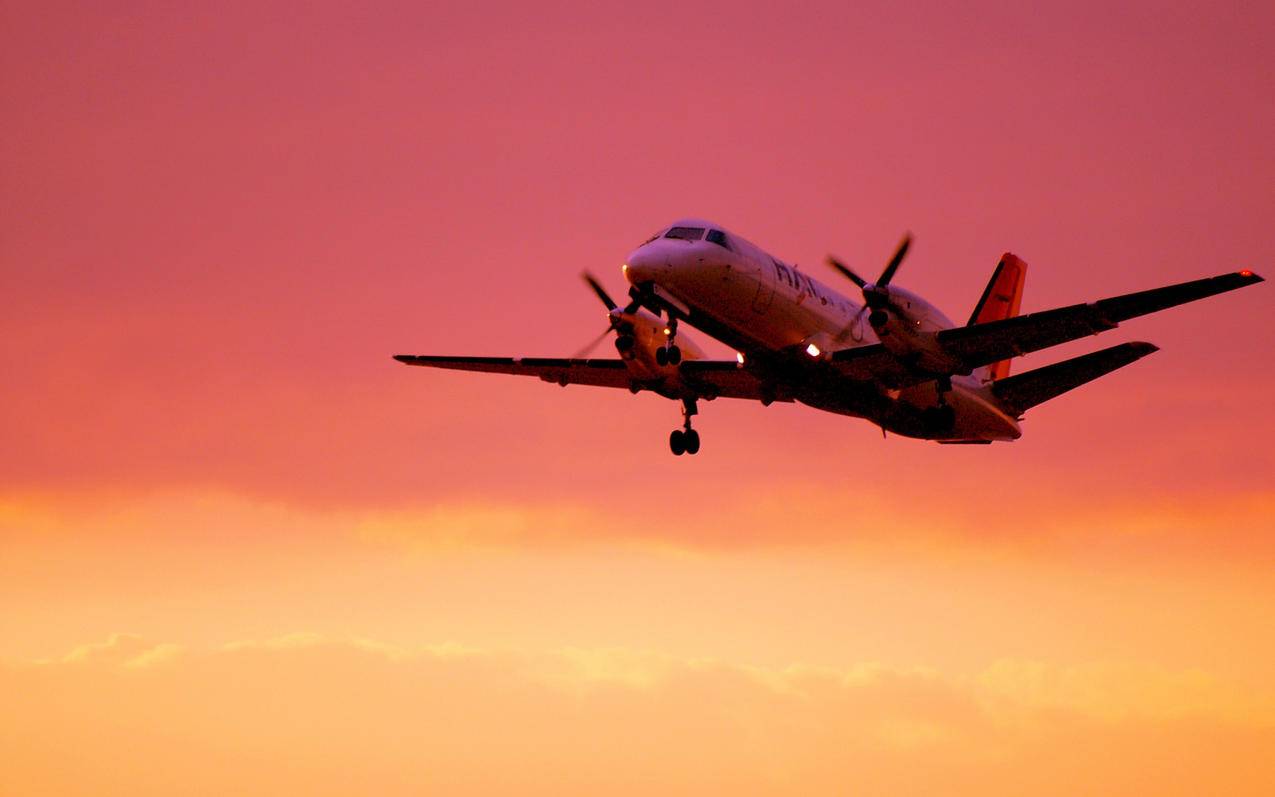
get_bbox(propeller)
[826,233,912,340]
[583,272,618,311]
[877,233,911,289]
[574,272,641,358]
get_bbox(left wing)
[392,355,786,402]
[394,355,633,389]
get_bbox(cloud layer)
[4,633,1273,796]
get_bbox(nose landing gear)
[669,396,701,456]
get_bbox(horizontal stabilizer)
[991,341,1159,415]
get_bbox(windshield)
[706,229,731,250]
[664,226,705,241]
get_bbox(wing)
[935,270,1261,373]
[827,270,1259,389]
[392,355,787,403]
[826,343,907,383]
[394,355,634,388]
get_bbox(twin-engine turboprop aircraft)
[396,219,1262,455]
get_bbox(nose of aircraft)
[623,246,667,286]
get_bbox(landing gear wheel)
[655,347,668,366]
[666,345,682,365]
[923,405,955,434]
[684,429,700,455]
[669,429,686,456]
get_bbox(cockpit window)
[706,229,731,250]
[664,226,705,241]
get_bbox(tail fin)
[968,253,1027,380]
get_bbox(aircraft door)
[751,258,775,313]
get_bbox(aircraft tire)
[655,347,668,366]
[669,429,686,456]
[667,345,682,365]
[684,429,700,455]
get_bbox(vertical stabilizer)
[968,253,1027,380]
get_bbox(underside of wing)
[393,355,786,403]
[393,355,635,389]
[827,343,913,384]
[678,360,796,403]
[936,270,1262,373]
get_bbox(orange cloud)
[5,485,1274,563]
[3,634,1273,796]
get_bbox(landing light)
[663,327,671,336]
[736,352,745,364]
[806,343,821,357]
[622,264,629,273]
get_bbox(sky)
[2,1,1274,794]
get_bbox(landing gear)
[655,316,682,366]
[936,375,952,402]
[922,404,956,432]
[615,334,635,358]
[669,397,701,456]
[924,377,956,434]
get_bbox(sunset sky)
[3,1,1274,794]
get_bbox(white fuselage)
[622,219,1022,442]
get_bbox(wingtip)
[392,354,412,363]
[1127,341,1160,356]
[1237,269,1264,283]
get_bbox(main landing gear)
[654,317,682,366]
[922,376,955,432]
[669,396,701,456]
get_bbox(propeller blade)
[832,304,869,344]
[877,233,912,287]
[825,255,867,288]
[582,272,618,311]
[571,325,613,359]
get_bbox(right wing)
[934,270,1261,374]
[829,270,1260,388]
[392,355,789,403]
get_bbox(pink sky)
[2,2,1274,794]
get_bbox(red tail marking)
[969,253,1027,380]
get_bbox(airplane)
[395,219,1263,455]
